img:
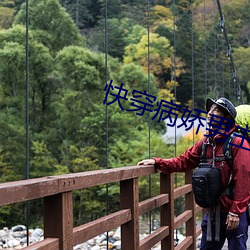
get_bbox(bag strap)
[201,134,236,169]
[215,203,220,242]
[202,133,236,168]
[222,133,236,170]
[222,133,240,200]
[206,208,212,241]
[200,142,208,162]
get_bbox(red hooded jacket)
[154,126,250,216]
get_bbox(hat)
[206,97,237,120]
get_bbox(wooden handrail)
[0,165,203,250]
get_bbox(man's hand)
[226,213,240,230]
[137,159,155,166]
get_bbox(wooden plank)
[161,173,174,250]
[174,210,192,229]
[0,177,59,206]
[140,226,169,250]
[185,171,196,250]
[195,204,203,213]
[0,165,156,206]
[58,165,156,192]
[73,209,131,245]
[175,236,193,250]
[22,238,59,250]
[196,226,202,237]
[139,194,169,215]
[120,178,140,250]
[174,184,192,199]
[44,192,73,250]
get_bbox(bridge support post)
[120,178,139,250]
[185,171,197,250]
[44,192,73,250]
[161,173,174,250]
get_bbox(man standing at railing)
[138,97,250,250]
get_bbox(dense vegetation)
[0,0,249,228]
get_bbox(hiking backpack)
[191,104,250,241]
[192,104,250,208]
[191,134,234,208]
[191,133,238,242]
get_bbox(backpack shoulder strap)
[200,142,208,162]
[223,133,236,170]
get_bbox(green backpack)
[225,105,250,223]
[223,104,250,172]
[235,105,250,136]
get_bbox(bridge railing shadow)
[0,165,204,250]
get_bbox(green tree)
[87,17,137,60]
[0,6,15,29]
[0,25,56,132]
[30,141,57,177]
[14,0,84,52]
[234,46,250,102]
[117,63,158,95]
[61,0,101,28]
[124,31,185,96]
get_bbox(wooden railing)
[0,165,203,250]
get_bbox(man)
[138,97,250,250]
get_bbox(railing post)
[120,178,139,250]
[160,173,174,250]
[185,171,196,250]
[44,192,73,250]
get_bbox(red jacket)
[154,126,250,216]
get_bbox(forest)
[0,0,249,228]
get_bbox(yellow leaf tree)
[124,32,185,101]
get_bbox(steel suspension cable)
[147,0,152,234]
[204,0,207,97]
[25,0,30,245]
[104,0,109,248]
[219,37,225,96]
[216,0,242,104]
[213,0,217,95]
[76,0,79,27]
[218,20,225,96]
[173,1,177,161]
[172,0,179,245]
[191,0,195,145]
[228,64,231,100]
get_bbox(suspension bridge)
[0,165,203,249]
[0,0,249,249]
[1,164,249,249]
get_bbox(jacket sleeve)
[153,139,203,174]
[229,136,250,215]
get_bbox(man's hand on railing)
[137,159,155,166]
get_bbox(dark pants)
[200,210,249,250]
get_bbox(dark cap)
[206,97,237,120]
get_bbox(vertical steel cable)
[104,0,109,247]
[147,0,152,234]
[213,0,217,95]
[191,0,195,145]
[173,1,177,158]
[204,0,207,97]
[221,40,225,96]
[76,0,79,27]
[25,0,30,245]
[218,28,225,96]
[172,0,179,245]
[216,0,241,103]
